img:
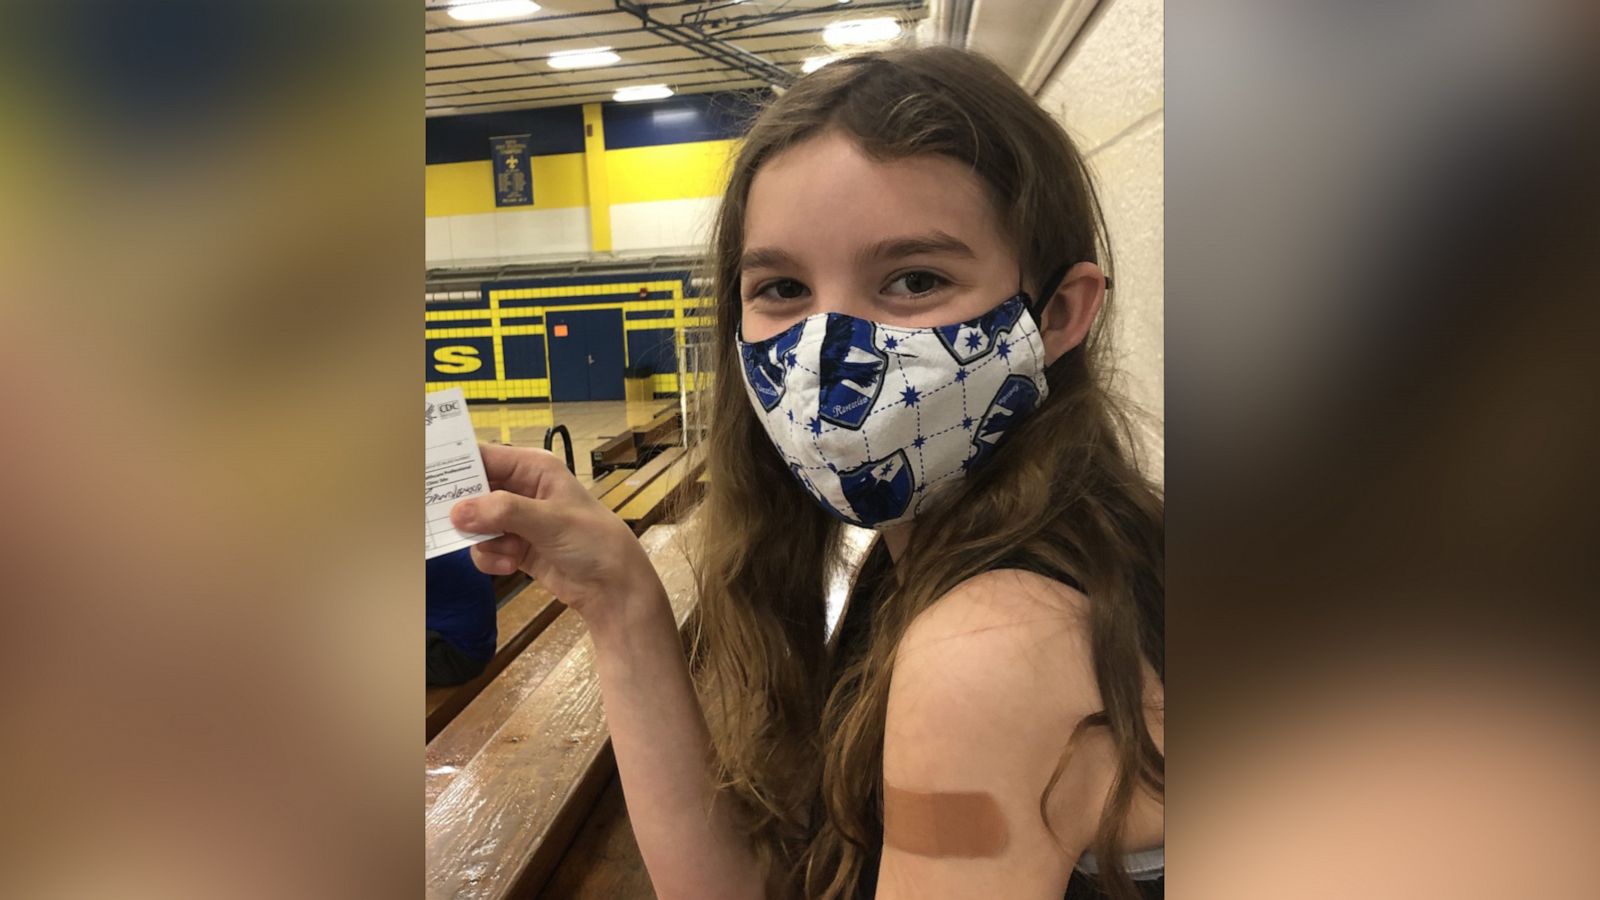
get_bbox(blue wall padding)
[426,106,585,163]
[600,90,767,150]
[627,329,678,375]
[501,335,548,379]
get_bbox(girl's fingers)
[470,542,525,576]
[472,533,530,558]
[478,444,569,498]
[451,489,554,543]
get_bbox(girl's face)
[738,130,1023,343]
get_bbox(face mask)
[736,292,1049,528]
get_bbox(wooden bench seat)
[425,582,564,742]
[586,467,631,500]
[425,524,701,900]
[424,602,590,812]
[598,446,685,511]
[632,409,681,456]
[617,443,707,534]
[590,432,638,478]
[591,408,683,478]
[539,770,654,899]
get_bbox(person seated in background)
[426,548,497,687]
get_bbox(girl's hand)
[449,444,661,621]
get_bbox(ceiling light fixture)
[547,47,622,69]
[613,84,674,102]
[446,0,540,23]
[822,17,901,48]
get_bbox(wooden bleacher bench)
[590,433,638,478]
[632,409,682,459]
[617,443,707,534]
[591,409,682,478]
[586,467,631,499]
[592,441,705,535]
[598,446,685,513]
[426,524,700,900]
[425,582,565,742]
[539,769,654,898]
[425,599,589,812]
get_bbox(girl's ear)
[1036,261,1106,365]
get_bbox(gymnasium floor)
[468,399,681,489]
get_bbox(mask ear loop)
[1030,263,1114,377]
[1027,263,1116,322]
[1028,263,1073,323]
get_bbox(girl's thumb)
[451,490,545,540]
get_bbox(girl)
[451,47,1164,900]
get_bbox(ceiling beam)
[425,23,835,71]
[430,66,731,101]
[425,0,705,35]
[427,3,920,56]
[686,0,921,38]
[614,0,795,87]
[428,41,824,87]
[430,74,777,113]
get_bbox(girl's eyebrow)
[858,231,976,264]
[741,232,976,274]
[740,246,801,273]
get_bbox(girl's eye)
[753,278,809,302]
[885,271,947,296]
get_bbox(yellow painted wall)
[605,139,738,204]
[424,139,737,218]
[425,152,588,216]
[581,103,612,252]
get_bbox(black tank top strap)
[987,551,1087,595]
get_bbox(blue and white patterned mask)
[736,293,1049,528]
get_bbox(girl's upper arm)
[874,570,1105,900]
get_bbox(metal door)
[582,309,625,401]
[545,308,625,402]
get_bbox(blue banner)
[489,133,532,207]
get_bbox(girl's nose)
[808,288,877,321]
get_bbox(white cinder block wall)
[609,197,720,256]
[1037,0,1164,481]
[424,208,592,268]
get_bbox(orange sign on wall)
[553,324,569,337]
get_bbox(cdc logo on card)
[425,398,463,426]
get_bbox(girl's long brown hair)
[690,46,1164,900]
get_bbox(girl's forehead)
[743,132,1007,256]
